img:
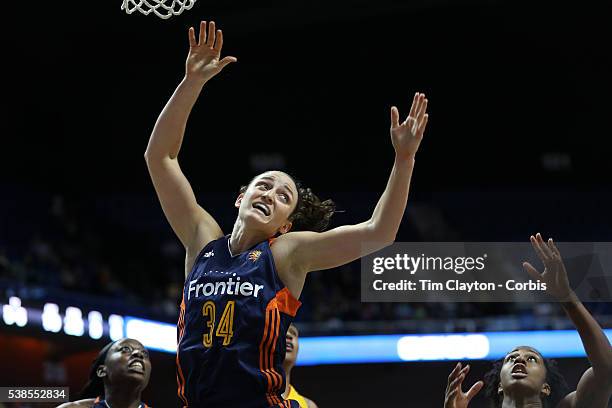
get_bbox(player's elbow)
[144,148,155,163]
[144,149,173,167]
[144,147,161,162]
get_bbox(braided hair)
[483,348,569,408]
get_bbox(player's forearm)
[562,296,612,377]
[145,76,207,161]
[367,154,415,243]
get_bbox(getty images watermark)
[361,242,612,302]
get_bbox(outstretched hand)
[186,21,237,83]
[444,363,483,408]
[523,233,574,301]
[390,92,429,160]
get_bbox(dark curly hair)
[78,340,117,399]
[483,347,569,408]
[239,172,335,233]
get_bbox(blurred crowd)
[1,192,611,334]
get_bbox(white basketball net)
[121,0,197,19]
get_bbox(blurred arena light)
[3,301,611,363]
[88,311,104,340]
[396,334,489,361]
[109,314,125,341]
[42,303,62,333]
[64,306,85,337]
[2,297,27,327]
[125,317,177,353]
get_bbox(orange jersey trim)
[259,285,303,406]
[274,287,301,317]
[260,296,285,405]
[176,295,188,407]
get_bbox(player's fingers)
[417,113,429,137]
[408,92,419,118]
[391,106,400,128]
[530,235,549,262]
[214,29,223,52]
[548,238,561,257]
[537,233,554,258]
[218,56,237,70]
[448,363,462,380]
[523,262,542,280]
[198,21,207,45]
[447,362,462,391]
[207,21,216,46]
[457,373,466,390]
[466,381,484,400]
[189,27,197,47]
[417,97,428,123]
[448,374,465,393]
[412,93,424,121]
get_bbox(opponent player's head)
[237,171,335,237]
[283,323,300,370]
[79,338,152,399]
[484,346,568,408]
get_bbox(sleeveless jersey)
[176,236,302,408]
[92,397,148,407]
[286,385,309,408]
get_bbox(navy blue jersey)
[177,236,301,408]
[92,397,148,407]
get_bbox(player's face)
[101,339,152,388]
[237,171,298,235]
[285,325,299,366]
[499,346,549,398]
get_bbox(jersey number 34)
[202,300,235,347]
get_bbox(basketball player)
[144,21,429,407]
[57,338,151,408]
[283,324,318,408]
[444,234,612,408]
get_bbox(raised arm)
[443,363,483,408]
[144,21,236,269]
[523,234,612,408]
[278,93,429,274]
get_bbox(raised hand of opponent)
[523,233,574,301]
[444,363,484,408]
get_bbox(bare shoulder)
[269,233,311,297]
[269,232,310,268]
[272,231,317,248]
[56,399,96,408]
[305,397,319,408]
[270,231,320,259]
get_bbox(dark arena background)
[2,0,611,407]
